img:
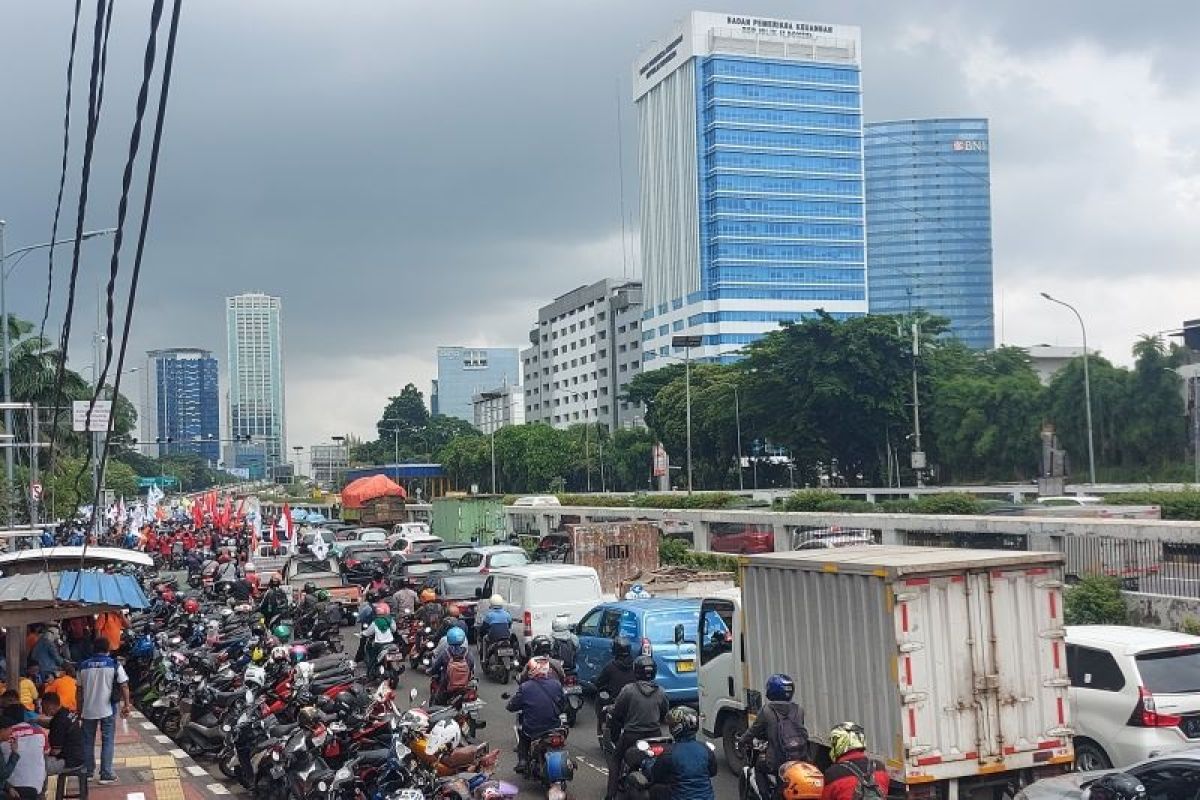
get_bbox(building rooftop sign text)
[724,16,834,35]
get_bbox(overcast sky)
[4,1,1200,461]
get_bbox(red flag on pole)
[235,497,246,520]
[270,516,281,550]
[282,503,293,541]
[220,496,232,530]
[192,499,203,529]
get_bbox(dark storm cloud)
[2,1,1198,443]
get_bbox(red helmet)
[183,598,200,614]
[162,591,176,603]
[373,602,390,617]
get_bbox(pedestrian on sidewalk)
[77,637,130,785]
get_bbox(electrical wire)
[77,0,184,589]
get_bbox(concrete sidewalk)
[49,709,240,800]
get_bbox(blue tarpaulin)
[56,571,149,609]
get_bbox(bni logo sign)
[952,139,988,152]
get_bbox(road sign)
[71,400,112,432]
[652,444,669,478]
[137,476,179,489]
[30,483,42,501]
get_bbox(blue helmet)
[446,626,466,647]
[766,673,795,702]
[131,635,155,659]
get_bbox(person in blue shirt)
[504,657,564,775]
[478,594,513,663]
[67,529,85,546]
[29,627,65,676]
[39,530,55,548]
[644,707,717,800]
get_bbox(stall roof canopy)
[0,570,148,610]
[341,474,406,508]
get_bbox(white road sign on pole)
[72,400,112,432]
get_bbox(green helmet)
[316,589,329,602]
[272,624,292,643]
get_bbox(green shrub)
[780,489,874,513]
[1180,616,1200,637]
[1064,576,1128,625]
[657,538,741,584]
[1104,490,1200,520]
[881,493,984,516]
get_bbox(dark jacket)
[505,676,564,736]
[821,752,889,800]
[47,708,83,767]
[416,602,445,628]
[739,700,807,769]
[648,737,717,800]
[611,680,668,736]
[595,654,635,698]
[258,587,288,617]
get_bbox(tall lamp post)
[0,223,115,524]
[671,335,702,495]
[1040,292,1097,485]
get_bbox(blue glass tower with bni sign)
[144,348,220,463]
[864,118,994,349]
[635,12,867,368]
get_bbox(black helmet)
[667,706,699,739]
[633,655,657,682]
[1088,774,1146,800]
[372,568,384,580]
[297,706,321,729]
[303,582,317,594]
[611,636,632,659]
[766,674,795,702]
[530,635,553,658]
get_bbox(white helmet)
[490,594,504,607]
[270,646,291,663]
[551,614,571,637]
[244,665,266,687]
[425,719,462,753]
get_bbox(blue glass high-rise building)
[635,12,866,366]
[144,348,220,463]
[431,347,520,424]
[864,118,994,349]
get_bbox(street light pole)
[672,335,702,495]
[733,384,744,491]
[1041,292,1097,485]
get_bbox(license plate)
[564,685,581,695]
[496,647,513,655]
[270,766,284,778]
[676,660,695,672]
[386,654,404,661]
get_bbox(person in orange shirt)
[94,612,128,654]
[42,663,78,713]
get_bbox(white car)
[451,545,529,574]
[478,564,604,657]
[1067,625,1200,770]
[1038,496,1103,507]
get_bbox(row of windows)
[705,81,861,109]
[709,151,862,174]
[709,243,864,261]
[709,105,860,131]
[702,57,860,87]
[706,128,860,153]
[684,310,861,326]
[711,197,862,218]
[706,267,865,284]
[710,220,862,239]
[709,287,866,301]
[708,174,862,196]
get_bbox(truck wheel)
[721,714,747,776]
[1074,740,1112,772]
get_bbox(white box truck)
[697,546,1074,799]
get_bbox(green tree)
[1064,576,1128,625]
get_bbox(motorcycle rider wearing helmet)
[313,589,342,631]
[595,636,637,742]
[739,674,809,799]
[294,581,320,635]
[430,625,476,705]
[644,707,717,800]
[366,569,389,602]
[505,647,565,775]
[520,635,567,683]
[392,582,420,617]
[415,588,445,629]
[431,605,470,664]
[1085,773,1146,800]
[550,614,579,671]
[361,602,395,678]
[607,655,669,800]
[821,723,888,800]
[257,574,290,628]
[478,594,513,664]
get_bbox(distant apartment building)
[226,293,286,476]
[865,118,995,348]
[309,443,349,488]
[521,279,644,431]
[144,348,220,463]
[431,347,519,423]
[472,383,525,435]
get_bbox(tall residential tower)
[864,118,994,349]
[636,12,867,367]
[144,348,220,463]
[225,293,286,476]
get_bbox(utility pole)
[1193,378,1199,485]
[671,335,701,495]
[910,320,926,488]
[733,385,744,491]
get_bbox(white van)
[479,564,604,657]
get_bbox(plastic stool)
[53,766,88,800]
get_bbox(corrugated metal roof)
[57,571,148,609]
[0,572,58,603]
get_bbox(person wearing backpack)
[430,626,475,704]
[820,722,889,800]
[739,674,809,800]
[549,615,579,670]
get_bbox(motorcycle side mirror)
[673,624,685,645]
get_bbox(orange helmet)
[419,589,437,603]
[779,761,824,800]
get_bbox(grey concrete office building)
[522,279,644,431]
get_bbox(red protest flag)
[282,503,293,541]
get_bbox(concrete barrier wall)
[1126,591,1200,631]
